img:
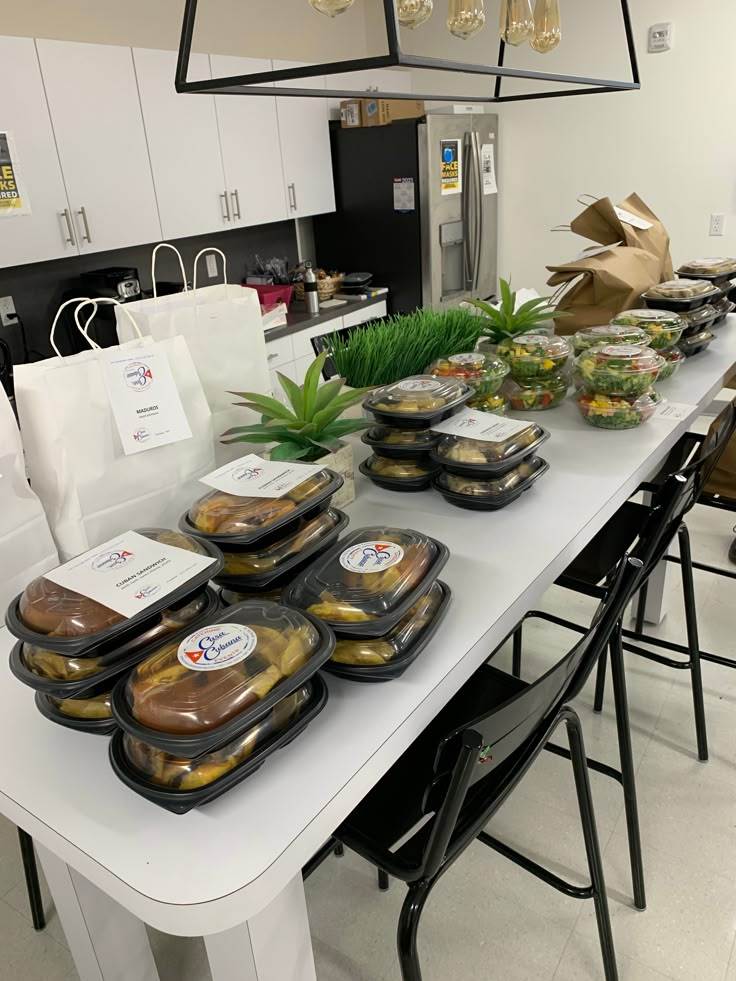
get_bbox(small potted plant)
[467,279,570,352]
[222,352,371,507]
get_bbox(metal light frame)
[176,0,639,103]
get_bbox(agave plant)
[467,278,570,343]
[222,351,372,462]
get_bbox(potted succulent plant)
[222,351,371,507]
[467,278,570,352]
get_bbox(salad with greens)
[426,352,509,400]
[575,344,664,397]
[611,309,686,351]
[504,375,568,411]
[497,333,571,382]
[575,390,662,430]
[466,391,507,415]
[657,347,684,381]
[572,324,651,355]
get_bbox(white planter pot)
[342,385,379,421]
[315,440,355,508]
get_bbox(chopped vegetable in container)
[657,347,684,381]
[426,352,510,400]
[572,324,652,354]
[575,390,662,430]
[466,391,507,414]
[497,333,571,382]
[504,375,568,411]
[575,345,664,397]
[610,309,686,350]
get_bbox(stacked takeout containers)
[283,526,451,682]
[641,279,721,358]
[497,333,572,412]
[359,376,471,491]
[6,529,223,735]
[573,344,665,429]
[675,257,736,324]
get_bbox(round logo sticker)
[601,344,641,356]
[92,549,135,571]
[449,353,481,364]
[177,623,257,672]
[397,378,442,393]
[124,361,154,391]
[340,541,405,574]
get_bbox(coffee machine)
[60,266,142,351]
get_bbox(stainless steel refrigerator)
[313,112,498,314]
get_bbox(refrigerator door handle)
[472,132,484,292]
[462,132,474,291]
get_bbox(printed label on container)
[449,353,483,365]
[653,402,698,423]
[431,408,531,442]
[397,379,442,393]
[199,453,324,499]
[177,623,257,672]
[340,541,405,574]
[44,531,215,618]
[100,342,192,455]
[600,344,642,356]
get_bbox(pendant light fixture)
[176,0,640,104]
[530,0,561,51]
[499,0,534,46]
[397,0,434,29]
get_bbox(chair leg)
[17,830,45,932]
[378,868,390,891]
[634,580,649,634]
[593,646,607,713]
[397,879,434,981]
[512,623,523,678]
[565,710,619,981]
[609,623,646,911]
[333,843,345,857]
[678,524,709,762]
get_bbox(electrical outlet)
[206,254,218,278]
[0,295,16,327]
[710,213,726,237]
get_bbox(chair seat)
[559,501,648,589]
[338,665,528,881]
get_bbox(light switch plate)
[0,295,16,327]
[648,22,673,53]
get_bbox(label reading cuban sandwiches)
[339,541,405,574]
[177,623,257,672]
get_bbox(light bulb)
[447,0,485,39]
[309,0,355,17]
[397,0,434,29]
[530,0,561,51]
[499,0,534,45]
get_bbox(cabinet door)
[36,40,161,254]
[134,49,228,240]
[211,55,289,227]
[273,62,335,220]
[0,37,76,267]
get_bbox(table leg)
[204,873,316,981]
[36,844,160,981]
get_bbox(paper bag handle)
[49,297,96,358]
[577,194,600,206]
[551,224,571,232]
[74,298,143,348]
[151,243,188,300]
[192,247,228,290]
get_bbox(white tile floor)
[3,499,736,981]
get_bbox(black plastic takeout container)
[430,425,550,478]
[433,458,550,511]
[35,689,118,736]
[363,376,471,430]
[358,457,440,493]
[361,426,440,460]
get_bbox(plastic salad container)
[361,426,439,460]
[610,309,686,351]
[575,345,664,397]
[433,458,549,511]
[466,391,507,415]
[642,279,720,311]
[496,333,571,382]
[326,581,451,683]
[183,470,342,548]
[6,530,222,657]
[426,353,510,398]
[364,376,471,429]
[282,527,449,638]
[503,375,568,411]
[572,324,652,354]
[215,509,348,590]
[110,677,328,813]
[10,589,220,700]
[678,328,716,358]
[657,347,685,381]
[575,390,663,430]
[359,454,440,493]
[431,422,549,477]
[678,304,717,333]
[676,258,736,280]
[35,686,117,735]
[111,600,334,757]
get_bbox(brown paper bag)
[704,400,736,501]
[547,246,662,335]
[570,193,674,281]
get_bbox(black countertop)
[265,294,387,341]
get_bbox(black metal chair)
[331,540,652,981]
[18,829,45,931]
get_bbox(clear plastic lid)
[367,376,468,415]
[426,353,510,393]
[572,323,652,353]
[124,602,325,737]
[677,258,736,277]
[643,279,717,299]
[504,375,568,411]
[713,297,733,314]
[284,527,441,627]
[187,470,336,538]
[466,391,507,414]
[434,423,547,468]
[49,691,113,721]
[575,390,662,429]
[122,684,313,788]
[331,582,443,666]
[436,458,547,499]
[611,309,686,330]
[17,528,209,639]
[220,509,341,577]
[364,426,438,448]
[575,345,664,396]
[680,304,717,328]
[497,333,571,360]
[679,328,715,353]
[366,455,436,479]
[221,587,284,605]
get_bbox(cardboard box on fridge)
[340,98,425,128]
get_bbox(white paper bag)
[116,244,270,465]
[0,388,58,610]
[14,298,214,560]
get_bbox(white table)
[3,324,736,981]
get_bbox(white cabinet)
[211,55,289,227]
[0,37,76,267]
[273,62,335,220]
[134,48,228,240]
[36,39,161,254]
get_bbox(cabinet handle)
[60,209,76,246]
[288,183,298,212]
[267,352,279,361]
[77,206,92,244]
[231,189,242,220]
[220,191,231,222]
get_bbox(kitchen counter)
[265,293,387,341]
